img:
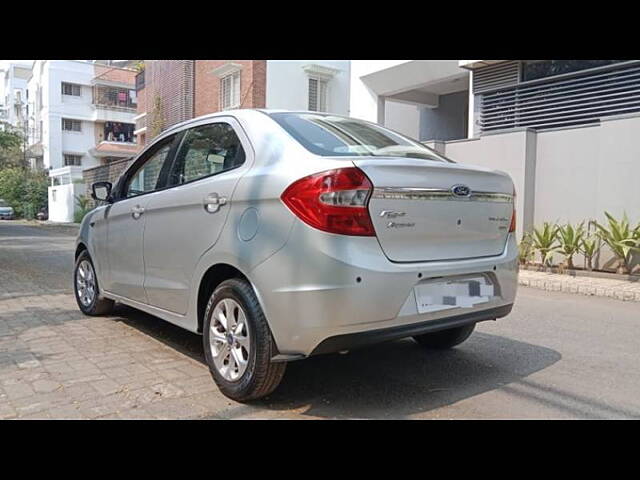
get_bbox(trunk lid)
[353,157,514,263]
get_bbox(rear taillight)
[281,167,375,236]
[509,187,516,233]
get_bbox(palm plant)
[74,194,93,224]
[594,212,640,274]
[557,222,585,269]
[518,231,535,265]
[531,222,561,268]
[580,233,600,272]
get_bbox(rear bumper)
[310,303,513,355]
[250,222,518,357]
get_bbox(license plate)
[414,276,494,314]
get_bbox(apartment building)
[1,62,32,131]
[26,60,138,221]
[133,60,350,146]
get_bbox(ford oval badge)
[451,184,471,197]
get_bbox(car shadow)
[112,304,562,419]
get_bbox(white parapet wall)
[48,182,86,223]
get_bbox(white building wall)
[349,60,410,123]
[2,63,31,128]
[42,61,98,171]
[48,182,86,223]
[265,60,350,114]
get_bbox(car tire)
[413,323,476,349]
[203,278,286,402]
[74,250,115,316]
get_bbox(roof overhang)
[458,60,510,70]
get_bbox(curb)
[519,271,640,302]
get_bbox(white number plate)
[414,276,494,314]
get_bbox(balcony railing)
[93,85,137,112]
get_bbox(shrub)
[557,222,585,269]
[531,222,561,267]
[0,167,48,219]
[580,233,600,272]
[594,212,640,274]
[518,232,535,265]
[74,194,93,224]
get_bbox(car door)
[104,133,180,302]
[142,118,252,315]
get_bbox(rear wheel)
[74,250,114,315]
[203,278,286,402]
[413,323,476,349]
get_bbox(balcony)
[90,141,138,159]
[93,85,137,113]
[133,112,147,135]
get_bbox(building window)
[61,82,81,96]
[308,77,327,112]
[64,154,82,166]
[62,118,81,132]
[220,72,240,110]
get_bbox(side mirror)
[91,181,112,203]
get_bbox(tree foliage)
[0,167,48,219]
[0,126,26,169]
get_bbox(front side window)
[61,82,81,96]
[308,77,327,112]
[168,123,246,186]
[269,112,452,162]
[220,72,240,110]
[62,118,82,132]
[126,138,174,198]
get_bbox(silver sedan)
[74,109,518,401]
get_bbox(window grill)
[220,72,240,110]
[308,77,327,112]
[478,61,640,132]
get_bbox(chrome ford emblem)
[451,184,471,197]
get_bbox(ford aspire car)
[74,110,518,401]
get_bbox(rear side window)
[168,123,245,186]
[269,112,452,162]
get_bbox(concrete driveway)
[1,221,639,419]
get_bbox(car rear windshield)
[268,112,453,162]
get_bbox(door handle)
[203,193,227,213]
[131,205,145,219]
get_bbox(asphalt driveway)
[0,221,639,419]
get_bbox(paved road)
[1,221,639,419]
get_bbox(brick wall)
[144,60,195,142]
[194,61,266,116]
[135,60,267,147]
[83,158,133,206]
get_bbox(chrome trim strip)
[372,187,513,203]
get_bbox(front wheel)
[74,250,114,315]
[203,278,286,402]
[413,323,476,349]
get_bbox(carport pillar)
[377,96,386,126]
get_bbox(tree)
[0,167,48,219]
[148,95,164,139]
[0,126,26,169]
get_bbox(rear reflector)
[281,167,375,236]
[509,187,516,232]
